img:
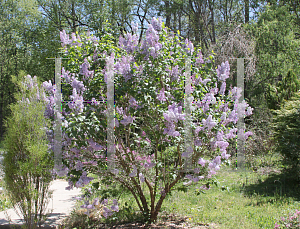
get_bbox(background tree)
[242,3,300,109]
[271,91,300,181]
[266,69,300,110]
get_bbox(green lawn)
[0,138,299,228]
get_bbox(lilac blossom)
[194,75,203,86]
[194,138,202,146]
[75,161,83,171]
[129,166,137,177]
[215,141,229,151]
[116,106,124,116]
[210,83,219,95]
[144,162,156,170]
[202,115,217,131]
[216,131,224,141]
[163,122,180,137]
[230,87,243,101]
[140,23,161,59]
[216,61,230,81]
[44,95,55,118]
[157,88,167,102]
[170,65,181,81]
[225,128,238,139]
[60,30,71,46]
[71,76,86,94]
[220,82,226,95]
[198,158,206,167]
[196,51,205,65]
[238,129,253,141]
[221,151,231,160]
[79,58,94,80]
[235,100,249,118]
[139,173,145,182]
[43,80,55,94]
[194,167,200,174]
[119,32,139,54]
[163,103,185,123]
[115,118,119,127]
[62,67,71,83]
[151,17,163,31]
[202,78,211,86]
[68,88,84,113]
[120,114,135,126]
[246,106,254,116]
[228,110,238,124]
[129,97,139,109]
[114,55,134,82]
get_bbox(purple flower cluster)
[184,38,194,55]
[42,80,56,118]
[60,30,71,47]
[114,55,134,82]
[68,88,84,113]
[169,65,182,82]
[237,129,253,141]
[88,138,104,151]
[216,61,230,81]
[201,115,217,131]
[193,75,211,87]
[163,103,185,137]
[60,30,82,47]
[157,88,167,102]
[79,58,94,80]
[151,17,163,32]
[102,199,119,218]
[119,32,139,54]
[196,51,205,65]
[120,113,135,126]
[140,18,162,59]
[61,67,72,83]
[65,171,94,190]
[71,75,86,94]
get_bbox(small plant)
[274,209,300,228]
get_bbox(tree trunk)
[245,0,249,23]
[165,0,171,29]
[209,0,216,45]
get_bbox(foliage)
[266,69,300,110]
[271,91,300,179]
[242,3,300,109]
[1,72,55,228]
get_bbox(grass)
[0,139,299,228]
[59,151,300,229]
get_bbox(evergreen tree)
[266,69,300,110]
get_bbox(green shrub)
[271,91,300,179]
[2,72,54,229]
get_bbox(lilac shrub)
[44,18,253,223]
